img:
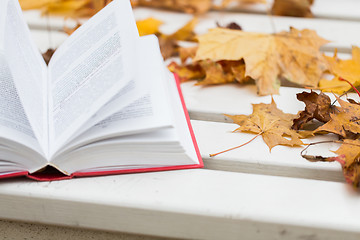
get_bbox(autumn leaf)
[314,96,360,138]
[334,139,360,187]
[42,48,56,65]
[169,58,248,85]
[216,22,242,31]
[19,0,53,10]
[168,18,198,41]
[136,17,163,36]
[196,60,235,85]
[195,27,329,96]
[225,98,303,151]
[319,46,360,94]
[271,0,314,18]
[157,18,198,59]
[292,91,335,130]
[179,46,198,63]
[20,0,109,17]
[167,62,205,82]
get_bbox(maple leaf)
[169,59,248,85]
[271,0,314,18]
[292,91,335,130]
[167,62,205,82]
[168,18,198,42]
[179,46,198,63]
[158,18,198,59]
[319,46,360,94]
[225,98,303,150]
[314,96,360,138]
[195,27,329,96]
[136,17,163,36]
[196,60,235,85]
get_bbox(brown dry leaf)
[226,60,248,83]
[292,91,335,130]
[196,60,235,85]
[158,37,179,59]
[226,98,303,150]
[315,97,360,138]
[319,46,360,94]
[167,62,205,82]
[271,0,314,18]
[136,17,163,36]
[216,22,242,31]
[158,18,198,59]
[179,46,198,63]
[42,48,56,65]
[195,27,329,96]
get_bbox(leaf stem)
[339,77,360,98]
[209,131,263,157]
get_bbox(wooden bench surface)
[2,1,360,239]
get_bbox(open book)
[0,0,202,180]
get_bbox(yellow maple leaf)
[136,17,163,36]
[225,98,303,151]
[319,46,360,94]
[194,27,329,96]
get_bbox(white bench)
[2,2,360,239]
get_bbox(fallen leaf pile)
[170,27,329,96]
[20,0,268,16]
[20,0,315,17]
[218,89,360,188]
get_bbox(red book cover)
[0,74,203,181]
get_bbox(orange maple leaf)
[226,98,303,151]
[319,46,360,94]
[194,27,329,96]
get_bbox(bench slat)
[191,120,343,182]
[0,169,359,240]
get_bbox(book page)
[2,0,48,153]
[47,0,139,155]
[0,53,44,156]
[52,35,174,158]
